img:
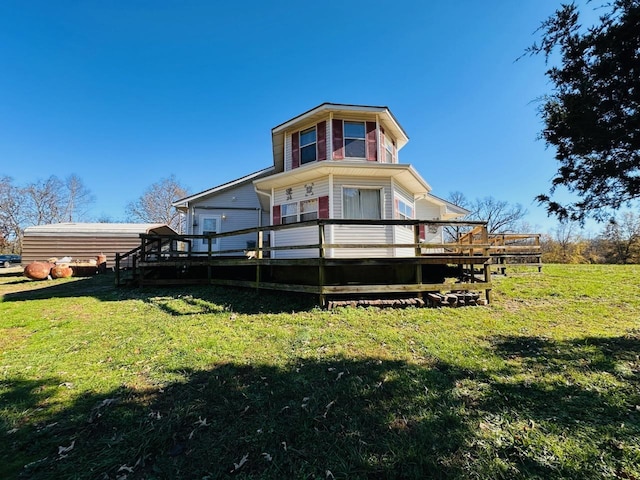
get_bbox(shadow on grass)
[2,358,468,479]
[3,341,640,479]
[1,273,318,314]
[480,333,640,478]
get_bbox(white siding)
[331,176,393,258]
[272,226,319,259]
[416,200,445,252]
[189,182,263,255]
[272,179,329,258]
[285,132,292,171]
[394,226,415,257]
[273,179,330,205]
[393,183,416,256]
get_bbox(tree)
[541,220,592,263]
[0,174,93,252]
[527,1,640,222]
[0,176,24,252]
[23,176,65,225]
[599,211,640,263]
[448,192,529,234]
[126,175,188,231]
[62,174,95,222]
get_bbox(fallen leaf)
[231,453,249,472]
[58,440,75,455]
[194,416,209,427]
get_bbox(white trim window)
[281,202,298,224]
[300,127,317,164]
[343,187,382,219]
[396,198,414,221]
[385,136,395,163]
[300,198,318,221]
[396,198,414,229]
[344,122,366,158]
[196,214,221,252]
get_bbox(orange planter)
[51,264,73,279]
[24,262,53,280]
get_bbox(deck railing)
[115,219,496,303]
[116,219,490,268]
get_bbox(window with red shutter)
[332,119,344,159]
[272,205,281,225]
[291,132,300,169]
[318,196,329,219]
[366,122,377,161]
[317,121,327,161]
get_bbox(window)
[281,202,298,224]
[343,188,381,219]
[385,137,394,163]
[396,198,414,229]
[300,199,318,221]
[201,217,218,246]
[344,122,366,158]
[396,199,414,221]
[300,127,317,164]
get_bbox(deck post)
[256,229,263,290]
[414,224,423,299]
[484,262,492,303]
[318,222,326,308]
[207,237,212,283]
[257,230,263,259]
[115,253,120,286]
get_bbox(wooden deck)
[115,219,494,307]
[457,228,542,274]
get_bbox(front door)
[195,215,221,253]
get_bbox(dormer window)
[344,122,366,158]
[385,136,395,163]
[300,127,317,164]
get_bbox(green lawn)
[1,265,639,479]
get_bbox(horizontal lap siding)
[416,203,444,247]
[331,177,393,258]
[393,184,416,257]
[272,226,319,259]
[273,179,330,205]
[331,225,393,258]
[272,179,329,258]
[192,182,263,254]
[394,226,415,257]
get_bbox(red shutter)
[366,121,377,162]
[291,132,300,169]
[273,205,281,225]
[394,198,400,218]
[318,195,329,219]
[380,127,386,162]
[317,121,327,161]
[419,224,426,240]
[332,119,344,160]
[392,141,397,163]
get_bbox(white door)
[195,215,221,252]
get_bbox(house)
[173,103,468,258]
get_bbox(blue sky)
[0,1,601,233]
